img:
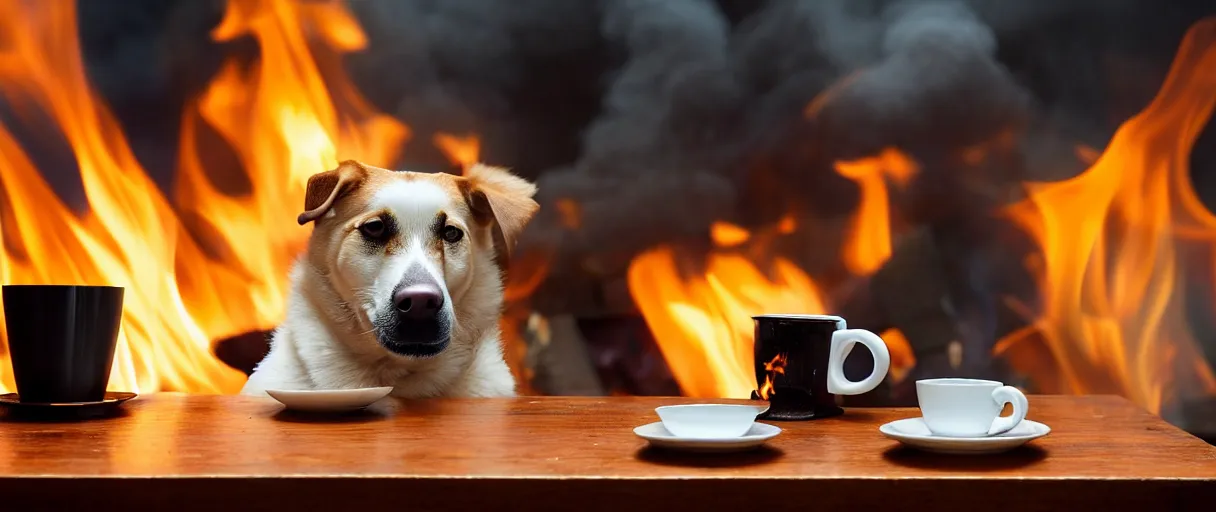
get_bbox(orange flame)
[776,215,797,235]
[996,17,1216,414]
[0,0,406,393]
[434,132,481,173]
[711,222,751,248]
[1074,144,1101,166]
[627,220,828,398]
[879,328,915,384]
[834,147,918,275]
[757,353,788,400]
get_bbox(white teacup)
[915,378,1029,438]
[655,404,768,439]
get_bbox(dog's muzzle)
[375,270,452,357]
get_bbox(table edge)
[4,474,1214,482]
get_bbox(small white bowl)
[265,387,393,413]
[654,404,769,439]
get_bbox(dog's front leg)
[444,337,518,398]
[240,336,314,396]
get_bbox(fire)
[710,222,751,248]
[0,0,406,393]
[879,328,915,384]
[995,17,1216,414]
[776,215,797,235]
[834,147,918,276]
[176,0,407,345]
[434,132,481,173]
[757,353,788,400]
[628,220,828,398]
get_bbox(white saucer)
[265,387,394,413]
[879,417,1051,455]
[634,421,782,453]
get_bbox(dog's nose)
[393,285,445,320]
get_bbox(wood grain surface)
[0,394,1212,511]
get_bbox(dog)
[240,159,538,398]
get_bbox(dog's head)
[297,160,538,359]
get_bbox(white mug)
[915,378,1029,437]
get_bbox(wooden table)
[0,394,1213,511]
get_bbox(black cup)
[2,285,124,403]
[750,314,891,420]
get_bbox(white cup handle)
[988,386,1029,436]
[826,329,891,395]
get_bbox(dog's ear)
[297,160,368,225]
[463,164,539,263]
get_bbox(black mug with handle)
[751,314,891,420]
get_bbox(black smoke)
[66,0,1214,260]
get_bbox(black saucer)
[750,390,844,421]
[0,391,137,420]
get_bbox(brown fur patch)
[298,161,368,225]
[457,179,493,227]
[457,178,508,270]
[430,211,447,267]
[385,223,406,255]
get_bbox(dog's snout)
[381,268,451,356]
[393,284,444,320]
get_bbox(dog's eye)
[441,225,464,244]
[359,219,387,240]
